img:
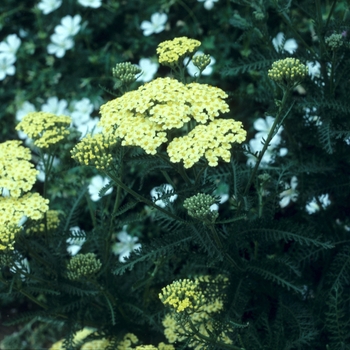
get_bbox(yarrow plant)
[2,2,350,348]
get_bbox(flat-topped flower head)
[183,193,218,221]
[268,58,308,88]
[99,77,231,156]
[0,140,39,198]
[16,111,71,149]
[66,253,102,280]
[157,37,201,66]
[167,118,247,168]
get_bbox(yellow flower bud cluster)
[71,133,117,169]
[167,119,246,168]
[161,275,232,349]
[0,140,49,250]
[16,111,71,149]
[157,37,201,65]
[159,278,204,312]
[0,140,38,198]
[192,53,211,72]
[66,253,102,280]
[27,210,60,234]
[268,58,308,87]
[113,62,142,84]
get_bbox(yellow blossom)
[167,118,247,168]
[27,210,60,234]
[16,111,71,149]
[0,140,39,198]
[157,37,201,65]
[117,333,139,350]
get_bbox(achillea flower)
[268,58,308,88]
[16,111,71,149]
[71,133,117,169]
[167,119,246,168]
[27,210,60,233]
[99,77,232,156]
[157,37,201,65]
[66,253,102,280]
[0,140,39,197]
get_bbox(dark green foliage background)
[1,0,350,349]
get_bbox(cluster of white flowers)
[247,116,287,167]
[47,15,82,57]
[0,34,21,81]
[140,12,168,36]
[183,51,216,77]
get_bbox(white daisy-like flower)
[306,61,321,79]
[37,0,62,14]
[88,175,113,202]
[183,51,216,77]
[279,176,298,208]
[112,226,142,262]
[0,54,16,80]
[0,34,21,60]
[41,96,69,115]
[47,33,74,58]
[306,194,331,214]
[150,184,178,208]
[71,98,94,126]
[272,32,298,54]
[76,117,102,139]
[78,0,102,8]
[140,12,168,36]
[197,0,219,10]
[16,101,36,122]
[137,58,159,82]
[254,116,283,147]
[67,227,86,256]
[55,15,82,39]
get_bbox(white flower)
[37,0,62,14]
[47,33,74,57]
[137,58,159,82]
[140,12,168,36]
[254,116,283,147]
[55,15,82,39]
[71,98,94,126]
[150,184,177,208]
[306,194,331,214]
[16,101,36,122]
[10,257,30,281]
[76,117,102,139]
[272,32,298,54]
[306,61,321,79]
[112,226,141,262]
[197,0,218,10]
[41,96,69,115]
[0,34,21,60]
[67,227,86,256]
[279,176,298,208]
[0,54,16,80]
[184,51,216,77]
[88,175,113,202]
[78,0,102,8]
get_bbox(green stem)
[325,0,338,30]
[105,171,186,223]
[243,89,290,196]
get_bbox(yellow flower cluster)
[0,141,49,250]
[116,333,139,350]
[27,210,60,234]
[161,275,231,349]
[71,133,117,169]
[268,58,308,86]
[167,118,246,168]
[156,37,201,65]
[0,140,38,198]
[99,77,232,157]
[159,278,204,312]
[16,111,71,149]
